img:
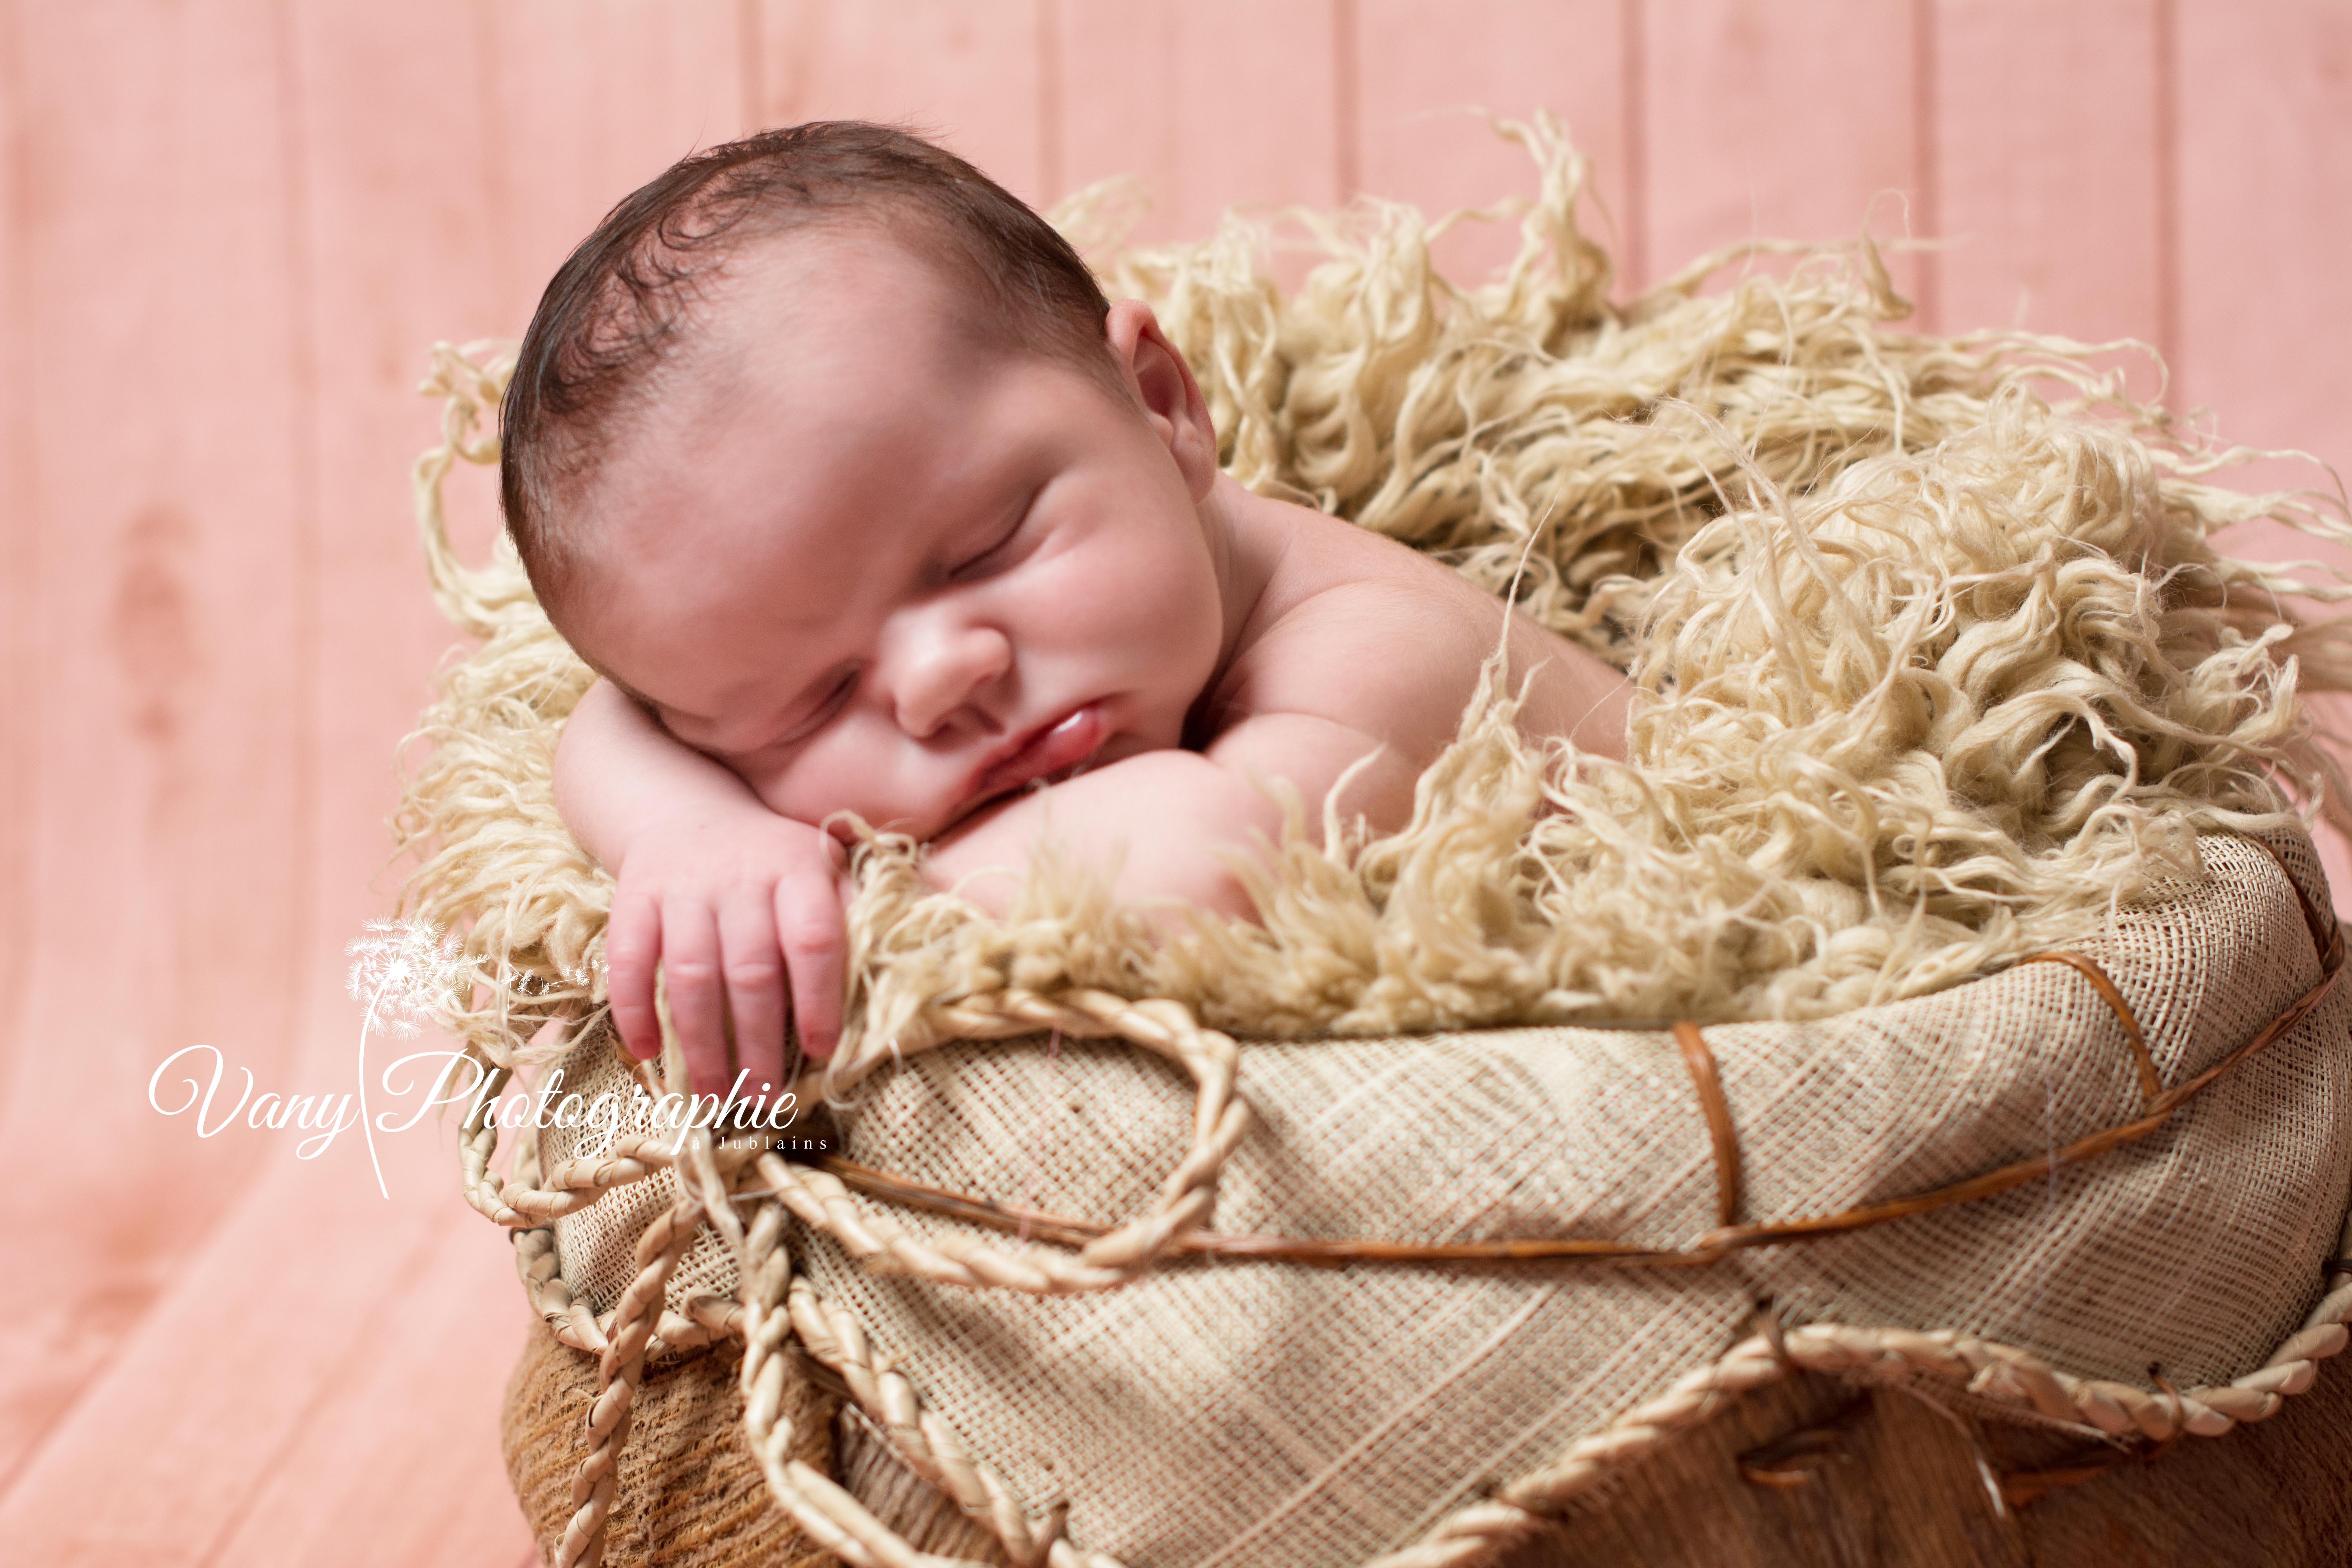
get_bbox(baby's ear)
[1105,300,1218,501]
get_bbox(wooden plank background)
[1,4,2345,1562]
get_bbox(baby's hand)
[603,804,851,1097]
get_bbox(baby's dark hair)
[500,121,1114,613]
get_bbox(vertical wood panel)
[2173,0,2352,904]
[0,0,31,1108]
[1058,0,1342,251]
[1353,0,1627,287]
[0,0,309,1494]
[1933,0,2164,367]
[485,0,754,331]
[286,0,508,1079]
[755,0,1048,205]
[2174,2,2352,470]
[1637,0,1925,303]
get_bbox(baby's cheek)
[1042,531,1217,654]
[735,751,819,823]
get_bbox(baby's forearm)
[923,751,1292,918]
[553,679,781,870]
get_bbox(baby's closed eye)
[940,488,1040,583]
[773,666,860,746]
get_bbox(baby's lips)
[971,702,1108,802]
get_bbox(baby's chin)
[805,803,955,846]
[793,788,981,847]
[920,751,1114,844]
[797,717,1167,846]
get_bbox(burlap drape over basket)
[512,827,2352,1568]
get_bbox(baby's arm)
[924,713,1414,917]
[555,679,850,1091]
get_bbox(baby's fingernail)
[804,1034,835,1063]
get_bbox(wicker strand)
[456,1054,522,1224]
[558,1190,707,1568]
[1671,1021,1742,1228]
[1367,1285,2352,1568]
[2017,951,2162,1106]
[456,998,780,1234]
[786,1275,1084,1568]
[722,1207,1023,1567]
[770,988,1248,1294]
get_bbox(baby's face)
[561,227,1229,842]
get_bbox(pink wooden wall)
[2,4,2347,1562]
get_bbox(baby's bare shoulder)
[1213,517,1514,742]
[1210,505,1629,762]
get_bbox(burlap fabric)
[544,1040,744,1321]
[518,827,2352,1567]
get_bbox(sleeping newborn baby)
[506,123,1627,1093]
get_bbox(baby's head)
[504,123,1230,840]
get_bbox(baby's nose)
[891,620,1013,738]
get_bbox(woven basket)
[486,824,2352,1568]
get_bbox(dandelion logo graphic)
[346,917,464,1198]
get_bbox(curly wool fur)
[394,120,2352,1065]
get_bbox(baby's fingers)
[717,894,787,1100]
[776,877,847,1062]
[605,890,664,1062]
[658,902,732,1097]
